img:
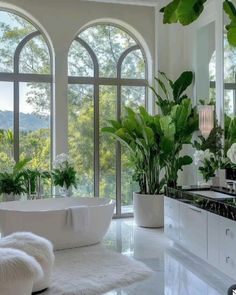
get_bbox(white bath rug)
[44,244,153,295]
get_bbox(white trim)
[215,0,224,128]
[81,0,158,7]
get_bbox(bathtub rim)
[0,197,115,213]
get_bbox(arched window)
[0,10,52,173]
[68,24,147,217]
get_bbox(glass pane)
[79,25,136,78]
[19,82,51,170]
[19,35,50,74]
[121,86,146,214]
[209,51,216,82]
[0,11,36,72]
[121,86,145,112]
[0,82,14,171]
[224,89,235,118]
[68,40,94,77]
[209,87,216,103]
[224,35,236,83]
[121,49,145,79]
[99,86,117,207]
[68,84,94,197]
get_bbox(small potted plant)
[0,158,30,202]
[52,153,77,197]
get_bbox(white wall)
[0,0,156,157]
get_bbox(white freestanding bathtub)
[0,197,115,250]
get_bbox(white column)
[52,47,68,159]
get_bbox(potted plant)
[193,118,224,185]
[52,153,77,197]
[150,71,199,187]
[0,158,30,201]
[102,106,175,227]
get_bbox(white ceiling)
[81,0,160,7]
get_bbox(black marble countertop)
[165,186,236,221]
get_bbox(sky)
[0,82,33,113]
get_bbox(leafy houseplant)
[151,71,199,188]
[160,0,236,47]
[52,153,77,197]
[0,158,30,201]
[102,106,175,227]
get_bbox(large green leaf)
[160,0,181,24]
[154,77,169,100]
[224,0,236,47]
[160,0,207,26]
[173,71,193,103]
[177,155,193,170]
[101,127,117,134]
[160,137,174,153]
[159,116,175,140]
[13,158,31,174]
[177,0,207,25]
[171,99,192,134]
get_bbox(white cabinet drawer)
[207,212,220,267]
[219,216,236,279]
[180,203,207,260]
[219,249,236,279]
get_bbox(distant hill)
[0,110,49,132]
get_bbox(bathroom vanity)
[165,187,236,280]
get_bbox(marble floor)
[103,218,235,295]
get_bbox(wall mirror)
[196,21,215,104]
[223,0,236,159]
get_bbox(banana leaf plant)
[102,106,175,195]
[160,0,236,48]
[150,71,199,188]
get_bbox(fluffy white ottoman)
[0,248,43,295]
[0,232,55,293]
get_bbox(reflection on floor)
[103,219,234,295]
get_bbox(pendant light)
[198,105,214,139]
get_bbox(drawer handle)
[226,256,231,264]
[189,207,202,213]
[226,228,231,236]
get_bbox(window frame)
[68,23,148,218]
[0,9,53,164]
